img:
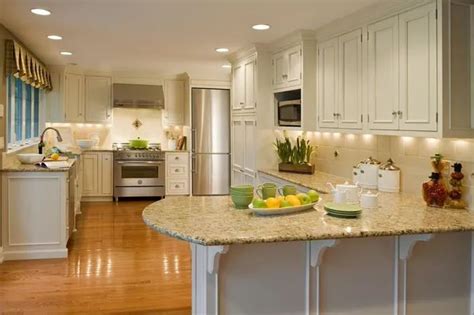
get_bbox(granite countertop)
[142,170,474,246]
[259,169,348,194]
[1,158,77,172]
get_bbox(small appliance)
[277,99,301,127]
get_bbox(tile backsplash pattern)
[279,131,474,209]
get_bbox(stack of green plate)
[324,202,362,218]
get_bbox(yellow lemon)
[276,196,285,202]
[50,153,60,161]
[265,197,281,209]
[285,195,301,206]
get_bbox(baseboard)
[3,248,67,261]
[0,247,4,264]
[81,196,113,202]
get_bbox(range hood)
[113,83,164,109]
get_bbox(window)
[7,74,43,150]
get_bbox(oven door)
[278,101,301,127]
[114,160,165,187]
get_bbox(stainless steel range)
[113,143,165,201]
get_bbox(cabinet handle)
[175,184,180,188]
[175,168,180,172]
[392,111,397,116]
[239,102,244,105]
[397,111,403,118]
[175,156,179,160]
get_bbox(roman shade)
[5,39,52,91]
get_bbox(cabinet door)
[85,75,111,123]
[286,45,302,87]
[244,58,256,111]
[82,153,98,196]
[243,118,256,175]
[272,51,288,89]
[317,38,339,128]
[64,73,84,122]
[100,153,113,196]
[338,29,363,129]
[232,64,245,110]
[368,16,399,130]
[231,118,244,171]
[399,3,437,131]
[165,79,185,125]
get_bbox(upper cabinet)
[232,55,256,112]
[84,75,112,123]
[47,67,112,124]
[272,45,302,92]
[163,79,185,125]
[318,29,363,130]
[368,4,437,132]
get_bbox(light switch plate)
[0,104,4,117]
[0,137,4,150]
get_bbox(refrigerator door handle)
[191,155,197,173]
[191,128,196,153]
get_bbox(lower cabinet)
[81,151,113,200]
[165,152,190,195]
[1,167,80,261]
[231,115,256,186]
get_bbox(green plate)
[324,202,362,213]
[326,211,360,218]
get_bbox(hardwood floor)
[0,200,192,314]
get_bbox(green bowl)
[231,194,254,209]
[230,189,254,196]
[230,185,254,193]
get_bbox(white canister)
[378,158,400,192]
[360,191,378,208]
[359,157,381,189]
[352,163,362,185]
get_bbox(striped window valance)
[5,39,52,91]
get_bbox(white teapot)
[327,181,361,204]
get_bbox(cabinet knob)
[392,111,397,116]
[175,184,180,188]
[397,111,403,117]
[239,102,244,105]
[175,156,179,160]
[175,169,179,172]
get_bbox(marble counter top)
[1,158,76,172]
[142,170,474,246]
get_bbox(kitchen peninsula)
[143,170,474,315]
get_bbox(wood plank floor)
[0,200,191,314]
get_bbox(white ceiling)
[1,0,387,78]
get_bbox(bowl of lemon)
[249,190,320,216]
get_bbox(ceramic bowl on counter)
[76,139,97,150]
[17,153,44,164]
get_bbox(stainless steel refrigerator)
[192,88,230,195]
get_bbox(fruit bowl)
[77,139,96,150]
[249,199,321,216]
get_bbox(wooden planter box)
[278,163,315,174]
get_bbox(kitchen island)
[143,171,474,315]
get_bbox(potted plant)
[274,135,315,174]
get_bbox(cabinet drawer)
[166,179,189,195]
[166,153,188,165]
[167,164,188,177]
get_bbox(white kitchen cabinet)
[64,73,85,123]
[165,152,190,195]
[367,16,400,131]
[1,165,81,261]
[398,3,437,131]
[84,75,112,123]
[272,45,302,91]
[81,152,113,200]
[231,115,256,186]
[164,79,185,125]
[338,28,363,129]
[232,56,256,112]
[317,38,339,129]
[318,29,362,130]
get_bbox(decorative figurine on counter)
[447,163,467,209]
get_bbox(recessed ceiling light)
[31,8,51,16]
[47,35,62,40]
[222,64,231,69]
[60,51,72,56]
[252,24,271,31]
[215,48,229,53]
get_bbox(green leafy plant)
[274,136,315,165]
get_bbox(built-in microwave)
[278,99,301,127]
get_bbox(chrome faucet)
[38,127,63,154]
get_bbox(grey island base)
[143,171,474,315]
